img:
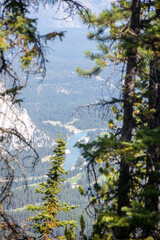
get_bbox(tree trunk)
[115,0,140,238]
[144,62,160,238]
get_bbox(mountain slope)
[0,91,54,151]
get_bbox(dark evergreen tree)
[77,0,160,239]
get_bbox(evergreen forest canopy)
[0,0,160,239]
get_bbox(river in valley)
[63,131,88,171]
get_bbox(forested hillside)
[21,27,114,138]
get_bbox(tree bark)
[115,0,140,238]
[144,62,160,238]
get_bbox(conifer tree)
[77,0,160,239]
[27,135,77,240]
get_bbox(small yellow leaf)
[108,119,114,129]
[95,157,103,164]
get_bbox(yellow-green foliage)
[27,136,77,240]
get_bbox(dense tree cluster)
[77,0,160,239]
